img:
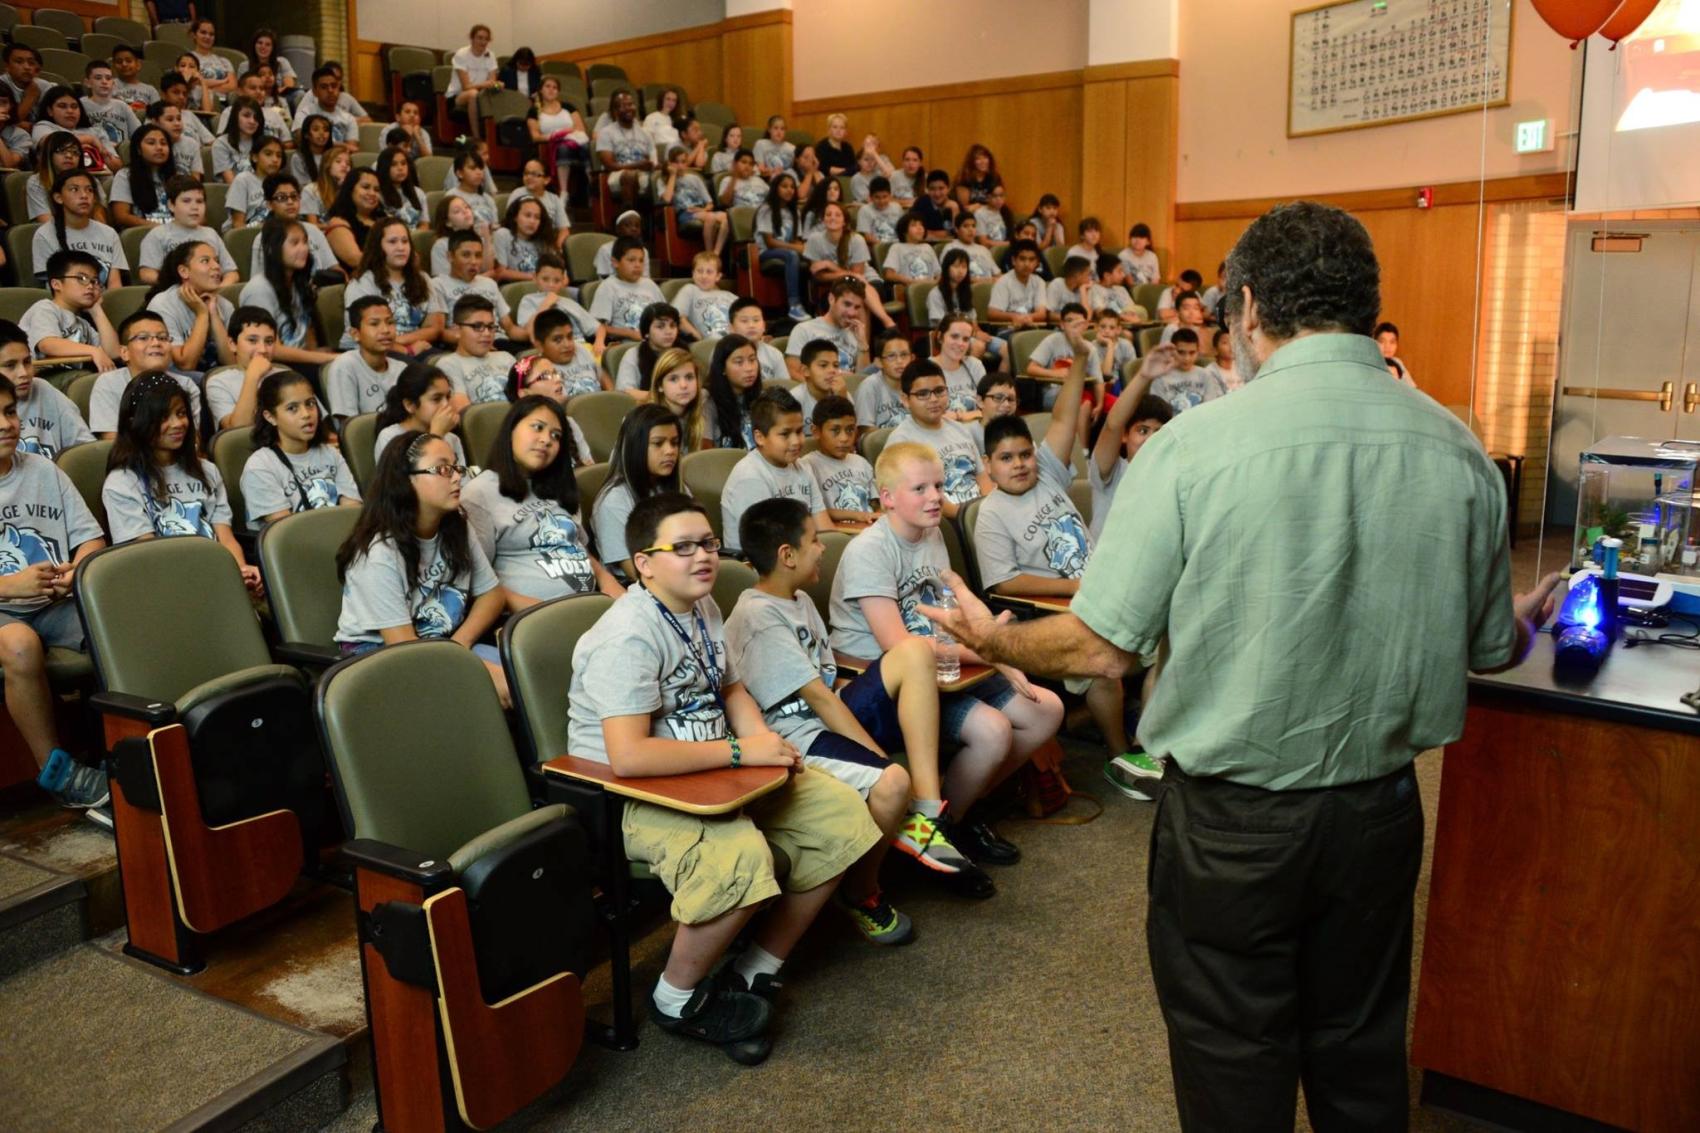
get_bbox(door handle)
[1687,383,1699,413]
[1563,381,1675,411]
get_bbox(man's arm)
[922,569,1139,679]
[1472,573,1561,674]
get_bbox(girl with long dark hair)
[592,404,685,578]
[238,218,337,366]
[701,333,760,450]
[241,369,360,526]
[343,217,440,352]
[110,124,174,229]
[373,363,465,467]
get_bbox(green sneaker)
[1103,752,1165,802]
[836,888,916,946]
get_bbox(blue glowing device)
[1555,543,1619,674]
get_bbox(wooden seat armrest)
[834,651,994,692]
[989,593,1072,614]
[542,754,789,815]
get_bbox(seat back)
[142,39,180,65]
[939,512,976,591]
[4,171,31,226]
[316,283,346,352]
[541,59,582,81]
[77,537,272,703]
[40,48,88,81]
[7,222,37,282]
[0,286,41,326]
[565,231,611,284]
[784,128,813,147]
[11,25,67,53]
[566,390,632,462]
[803,528,853,622]
[0,4,17,36]
[574,462,609,515]
[415,154,452,193]
[584,62,627,84]
[500,280,536,319]
[341,412,380,493]
[55,439,110,535]
[223,225,260,279]
[500,593,612,764]
[601,340,635,382]
[970,280,995,323]
[1068,478,1093,529]
[151,22,193,44]
[258,506,362,650]
[1009,327,1051,380]
[860,426,893,465]
[712,559,756,617]
[693,100,736,127]
[93,16,148,42]
[119,224,150,275]
[208,426,255,532]
[680,448,744,542]
[1133,283,1164,318]
[459,401,509,469]
[64,373,100,429]
[101,283,150,329]
[318,641,532,859]
[1138,325,1164,355]
[1121,356,1142,386]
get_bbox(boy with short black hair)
[137,176,240,285]
[800,395,876,522]
[1046,255,1096,315]
[730,497,962,940]
[975,355,1134,770]
[855,329,911,434]
[592,210,650,279]
[1148,329,1226,413]
[588,233,665,342]
[88,310,203,437]
[721,388,834,554]
[1160,289,1209,346]
[1157,268,1205,323]
[1206,327,1242,392]
[0,373,108,812]
[793,339,847,436]
[432,230,522,342]
[203,306,287,429]
[987,239,1048,331]
[828,442,1065,880]
[855,175,902,244]
[1092,308,1139,390]
[1092,255,1145,324]
[567,492,881,1061]
[889,359,989,517]
[81,60,141,152]
[0,319,91,459]
[532,307,608,397]
[437,294,517,403]
[976,371,1019,433]
[940,213,999,280]
[914,169,957,240]
[516,252,597,344]
[673,250,737,341]
[323,296,406,416]
[1025,303,1103,409]
[22,250,120,371]
[111,44,160,113]
[728,298,789,383]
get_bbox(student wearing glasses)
[334,429,508,703]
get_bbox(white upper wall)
[357,0,724,55]
[791,0,1089,101]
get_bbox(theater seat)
[458,401,509,468]
[680,448,744,542]
[77,537,330,973]
[257,506,361,670]
[318,640,591,1130]
[341,413,379,493]
[803,529,853,623]
[712,559,757,616]
[566,391,633,462]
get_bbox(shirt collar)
[1252,332,1387,381]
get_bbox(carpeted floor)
[320,745,1480,1133]
[0,851,55,903]
[2,945,334,1133]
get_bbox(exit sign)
[1515,119,1552,154]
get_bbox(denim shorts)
[0,599,84,650]
[838,656,1015,750]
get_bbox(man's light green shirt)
[1074,333,1515,789]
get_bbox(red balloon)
[1531,0,1618,44]
[1599,0,1660,45]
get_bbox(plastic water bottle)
[933,589,961,684]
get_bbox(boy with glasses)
[888,359,988,517]
[21,250,120,371]
[248,174,338,275]
[88,310,202,438]
[567,491,881,1064]
[435,294,516,404]
[855,330,911,434]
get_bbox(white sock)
[912,797,944,818]
[733,944,783,985]
[651,972,694,1018]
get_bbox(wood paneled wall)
[347,8,791,127]
[1174,175,1572,413]
[792,71,1085,225]
[1080,61,1178,258]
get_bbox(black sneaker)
[955,817,1021,866]
[649,978,771,1047]
[942,859,997,899]
[726,968,785,1004]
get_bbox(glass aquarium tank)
[1572,437,1700,575]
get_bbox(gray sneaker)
[1103,752,1164,802]
[52,759,111,810]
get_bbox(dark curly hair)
[1222,201,1379,340]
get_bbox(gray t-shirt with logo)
[461,470,599,602]
[721,451,823,554]
[853,376,906,429]
[0,452,103,614]
[12,380,92,460]
[829,515,950,661]
[324,352,407,417]
[785,316,860,370]
[890,416,983,505]
[725,587,835,752]
[800,450,875,512]
[239,444,360,526]
[335,532,498,645]
[973,443,1092,588]
[567,586,737,765]
[101,459,233,543]
[88,367,202,435]
[436,350,518,404]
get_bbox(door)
[1547,222,1700,526]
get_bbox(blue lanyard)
[644,586,726,711]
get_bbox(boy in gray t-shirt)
[566,491,881,1052]
[719,390,829,556]
[0,327,93,459]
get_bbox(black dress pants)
[1146,760,1424,1132]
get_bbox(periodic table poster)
[1289,0,1514,137]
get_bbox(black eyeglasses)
[410,464,467,480]
[637,537,721,558]
[458,321,498,333]
[909,386,949,399]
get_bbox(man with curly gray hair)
[921,200,1560,1130]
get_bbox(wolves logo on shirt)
[18,435,55,460]
[560,360,602,398]
[305,477,338,510]
[900,250,934,279]
[941,452,980,503]
[468,367,509,404]
[509,239,540,273]
[413,583,468,638]
[1044,513,1090,579]
[697,300,731,338]
[530,513,594,591]
[827,478,872,512]
[612,295,648,329]
[149,497,212,538]
[897,575,943,637]
[385,291,426,333]
[0,523,61,574]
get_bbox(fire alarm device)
[1417,187,1434,209]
